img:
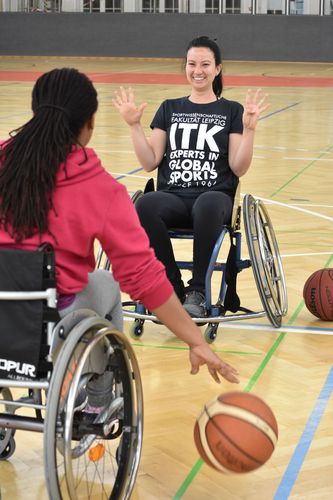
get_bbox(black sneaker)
[183,291,206,318]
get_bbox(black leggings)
[136,190,233,297]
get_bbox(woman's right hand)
[112,87,147,126]
[189,343,240,384]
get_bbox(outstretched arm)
[229,88,269,177]
[112,87,167,172]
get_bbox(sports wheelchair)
[97,179,287,344]
[0,245,143,499]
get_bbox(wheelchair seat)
[0,245,143,500]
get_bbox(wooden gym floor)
[0,56,332,499]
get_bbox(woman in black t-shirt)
[113,36,269,318]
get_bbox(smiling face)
[185,46,221,95]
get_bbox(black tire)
[243,194,288,327]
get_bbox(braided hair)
[186,36,223,98]
[0,68,98,242]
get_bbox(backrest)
[0,245,59,380]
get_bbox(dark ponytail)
[0,68,98,242]
[186,36,223,98]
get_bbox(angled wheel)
[44,316,143,500]
[243,194,288,327]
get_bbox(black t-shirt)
[151,96,244,198]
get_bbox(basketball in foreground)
[303,268,333,320]
[194,391,278,473]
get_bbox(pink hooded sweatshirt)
[0,143,173,311]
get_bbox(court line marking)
[269,143,333,198]
[288,204,333,208]
[259,102,302,121]
[255,145,333,155]
[1,70,332,87]
[273,366,333,500]
[228,251,333,259]
[124,317,333,336]
[256,196,333,223]
[206,322,333,336]
[283,157,333,161]
[281,252,333,258]
[130,343,262,356]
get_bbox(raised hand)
[189,343,240,384]
[112,87,147,126]
[243,88,269,131]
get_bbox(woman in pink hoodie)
[0,67,238,385]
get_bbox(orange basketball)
[303,268,333,320]
[194,391,278,473]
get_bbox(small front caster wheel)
[0,436,16,460]
[204,324,218,344]
[129,320,145,339]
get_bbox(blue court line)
[273,366,333,499]
[259,102,302,121]
[115,166,143,181]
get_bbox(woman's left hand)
[242,88,269,131]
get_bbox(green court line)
[173,254,333,500]
[270,144,333,198]
[131,343,261,355]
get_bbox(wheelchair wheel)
[243,194,288,327]
[131,189,144,205]
[44,316,143,500]
[0,387,16,460]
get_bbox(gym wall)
[0,13,332,62]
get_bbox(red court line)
[0,71,332,87]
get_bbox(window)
[142,0,160,12]
[205,0,220,13]
[83,0,100,12]
[225,0,241,14]
[165,0,179,13]
[105,0,122,11]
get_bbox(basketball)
[303,269,333,320]
[194,391,278,473]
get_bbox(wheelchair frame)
[0,247,143,500]
[106,187,287,344]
